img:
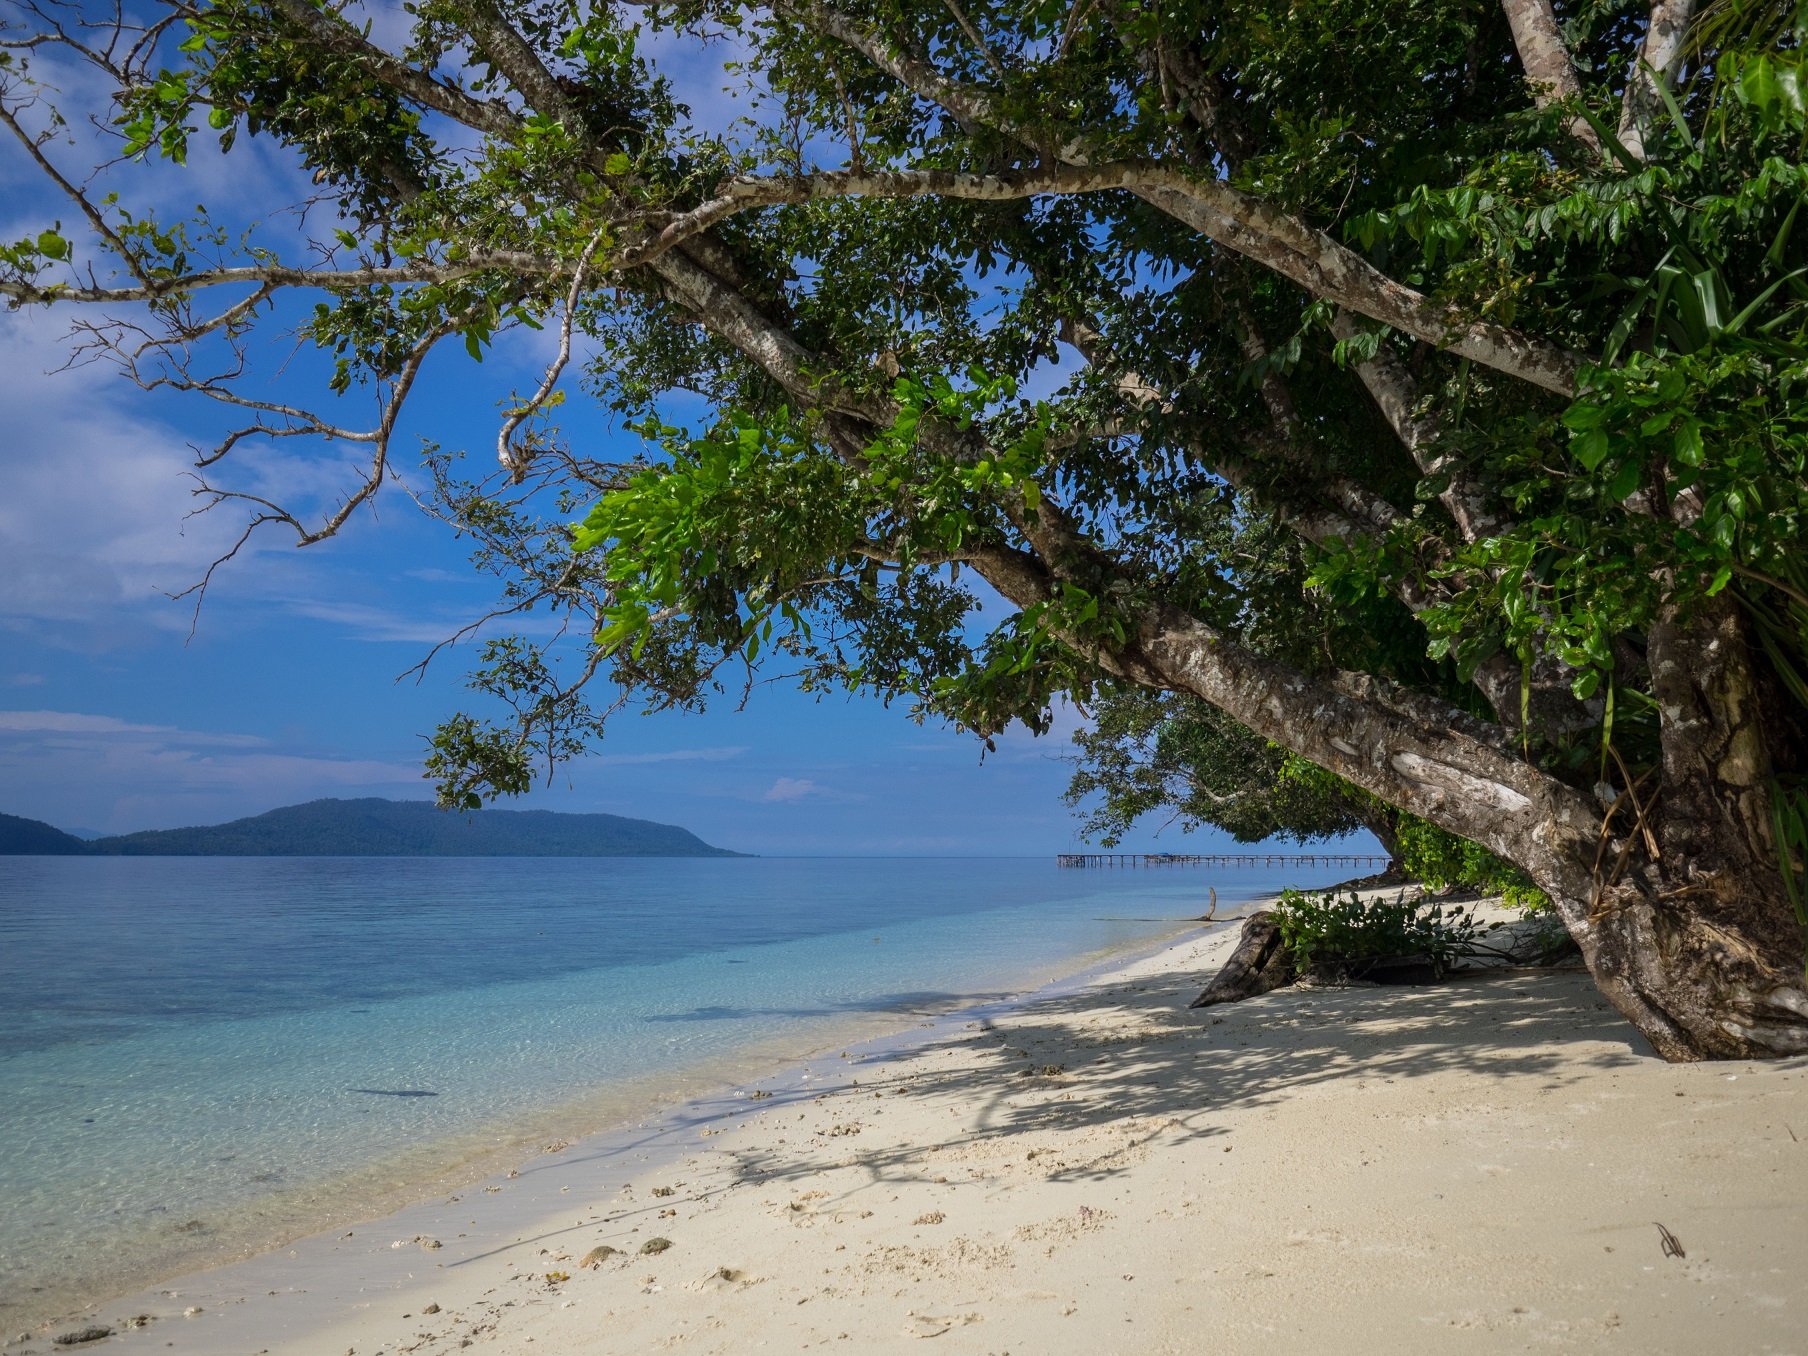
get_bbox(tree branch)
[1063,312,1584,736]
[939,0,1009,81]
[1331,312,1506,543]
[0,257,543,306]
[700,164,1583,394]
[263,0,523,140]
[1619,0,1697,161]
[496,223,610,480]
[1500,0,1603,154]
[748,4,1589,393]
[0,99,153,288]
[449,0,583,130]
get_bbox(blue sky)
[0,313,1216,853]
[0,11,1354,858]
[0,281,1165,852]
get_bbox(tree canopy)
[3,0,1807,1060]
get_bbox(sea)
[0,854,1355,1329]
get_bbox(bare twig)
[1655,1222,1686,1259]
[496,222,611,480]
[939,0,1008,80]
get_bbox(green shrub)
[1273,885,1487,980]
[1392,816,1547,907]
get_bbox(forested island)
[0,813,92,856]
[0,799,741,857]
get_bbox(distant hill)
[46,798,742,857]
[0,812,92,855]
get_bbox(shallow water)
[0,855,1351,1326]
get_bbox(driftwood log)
[1187,911,1296,1008]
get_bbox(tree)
[1063,687,1398,853]
[1064,685,1552,903]
[3,0,1806,1060]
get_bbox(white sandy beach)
[18,907,1808,1356]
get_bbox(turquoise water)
[0,855,1350,1326]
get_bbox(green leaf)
[1689,269,1728,335]
[1672,420,1704,467]
[1575,104,1643,173]
[1740,55,1782,113]
[1573,427,1611,471]
[1651,64,1699,154]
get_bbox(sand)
[16,908,1808,1356]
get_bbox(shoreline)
[6,908,1214,1345]
[17,901,1808,1355]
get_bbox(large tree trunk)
[1112,599,1808,1062]
[1354,805,1403,874]
[1553,599,1808,1060]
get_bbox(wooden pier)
[1056,851,1389,869]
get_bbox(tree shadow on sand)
[708,963,1651,1201]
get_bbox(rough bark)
[1576,599,1808,1059]
[1500,0,1604,153]
[1188,911,1296,1007]
[1620,0,1698,161]
[1356,807,1404,870]
[1331,312,1506,544]
[1078,594,1808,1060]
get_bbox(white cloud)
[761,776,819,802]
[7,673,47,687]
[402,567,486,585]
[281,599,480,646]
[0,307,475,647]
[0,710,159,733]
[0,707,423,832]
[280,596,585,646]
[600,746,748,766]
[0,710,254,745]
[0,310,368,629]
